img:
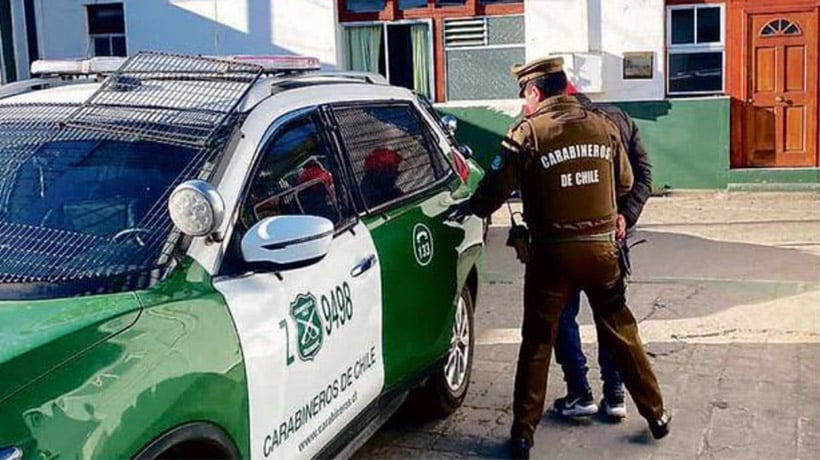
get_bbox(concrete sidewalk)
[491,192,820,255]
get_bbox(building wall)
[31,0,89,60]
[524,0,665,102]
[439,97,732,189]
[27,0,340,70]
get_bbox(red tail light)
[452,149,470,182]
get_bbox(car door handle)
[445,201,471,224]
[350,254,377,278]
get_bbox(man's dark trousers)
[554,289,624,397]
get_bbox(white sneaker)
[601,392,627,420]
[553,391,599,417]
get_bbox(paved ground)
[355,192,820,460]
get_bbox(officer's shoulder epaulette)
[502,119,534,154]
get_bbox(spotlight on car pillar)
[168,180,225,237]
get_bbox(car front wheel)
[417,285,475,417]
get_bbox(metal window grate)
[63,51,263,148]
[333,105,443,210]
[0,102,245,287]
[0,103,80,216]
[444,18,488,49]
[0,53,271,290]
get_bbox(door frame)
[730,1,820,168]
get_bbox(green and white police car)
[0,53,484,460]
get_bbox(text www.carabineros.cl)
[262,346,377,457]
[298,391,358,453]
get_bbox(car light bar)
[226,55,321,72]
[30,57,126,76]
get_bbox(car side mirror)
[441,114,458,136]
[241,215,334,268]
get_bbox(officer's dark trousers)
[511,240,665,443]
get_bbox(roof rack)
[306,71,388,85]
[62,51,265,148]
[263,71,390,99]
[225,55,321,74]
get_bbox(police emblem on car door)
[212,109,384,459]
[290,293,323,361]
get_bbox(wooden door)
[746,11,818,167]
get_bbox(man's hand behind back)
[615,214,627,241]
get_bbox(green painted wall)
[439,97,733,189]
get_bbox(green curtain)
[411,24,431,98]
[346,26,383,74]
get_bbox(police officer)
[468,57,670,459]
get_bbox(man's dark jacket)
[576,94,652,229]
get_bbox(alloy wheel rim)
[445,296,470,392]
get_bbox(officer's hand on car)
[506,222,530,264]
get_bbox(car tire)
[416,285,475,418]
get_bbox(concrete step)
[727,182,820,192]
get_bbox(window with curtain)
[411,24,432,99]
[346,26,383,74]
[345,23,432,99]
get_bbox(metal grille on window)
[0,52,259,288]
[333,105,441,210]
[444,15,525,100]
[444,18,488,48]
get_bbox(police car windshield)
[0,134,200,296]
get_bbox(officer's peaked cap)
[511,56,565,96]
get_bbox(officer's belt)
[530,231,616,245]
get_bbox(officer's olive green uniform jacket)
[470,95,633,240]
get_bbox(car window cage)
[62,51,264,149]
[331,103,443,210]
[0,100,246,286]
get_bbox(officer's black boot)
[508,436,532,459]
[648,411,671,439]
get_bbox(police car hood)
[0,292,141,402]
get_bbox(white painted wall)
[599,0,665,101]
[31,0,341,68]
[33,0,90,60]
[524,0,665,102]
[525,0,589,55]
